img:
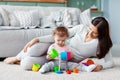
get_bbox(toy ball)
[87,59,94,66]
[32,63,41,72]
[60,51,71,60]
[49,48,59,59]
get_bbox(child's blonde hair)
[53,26,69,37]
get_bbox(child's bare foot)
[4,57,20,64]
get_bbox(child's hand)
[46,55,52,60]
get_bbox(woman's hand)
[92,64,103,72]
[23,38,39,52]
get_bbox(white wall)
[103,0,120,56]
[103,0,120,44]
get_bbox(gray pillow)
[0,13,3,25]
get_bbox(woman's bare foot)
[4,57,20,64]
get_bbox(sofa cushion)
[0,28,53,57]
[0,7,9,26]
[13,10,40,27]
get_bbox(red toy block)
[66,69,71,74]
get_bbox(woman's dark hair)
[91,17,113,59]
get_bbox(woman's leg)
[3,57,20,64]
[27,43,51,57]
[4,43,51,64]
[3,50,24,64]
[17,43,51,70]
[20,55,48,70]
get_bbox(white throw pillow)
[69,8,81,25]
[13,10,40,27]
[0,13,3,25]
[0,7,9,26]
[41,14,56,28]
[53,9,72,28]
[52,10,63,22]
[9,13,20,27]
[79,9,91,27]
[51,10,64,27]
[62,9,72,28]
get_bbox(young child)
[39,26,96,73]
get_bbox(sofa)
[0,5,119,58]
[0,5,92,57]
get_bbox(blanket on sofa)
[0,57,120,80]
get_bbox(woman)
[4,17,114,71]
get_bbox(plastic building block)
[56,70,63,74]
[60,51,71,60]
[49,48,59,59]
[66,69,71,74]
[82,62,89,66]
[54,66,59,72]
[32,63,41,72]
[87,59,94,66]
[73,68,79,73]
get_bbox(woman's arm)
[68,24,85,38]
[37,35,54,43]
[102,50,115,69]
[92,50,114,72]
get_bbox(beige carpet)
[0,57,120,80]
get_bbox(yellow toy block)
[32,63,41,72]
